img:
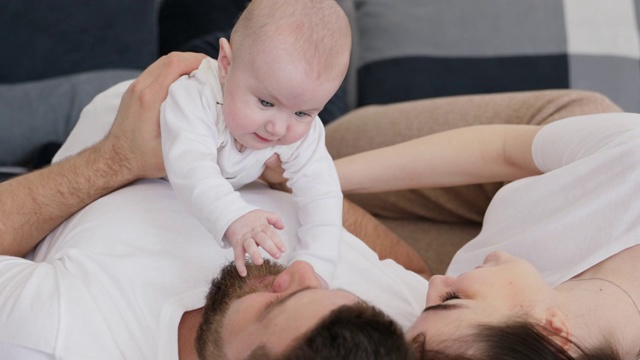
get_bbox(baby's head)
[217,0,352,151]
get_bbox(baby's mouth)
[255,133,276,142]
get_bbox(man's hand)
[102,52,207,181]
[224,209,286,276]
[260,154,291,193]
[0,52,205,257]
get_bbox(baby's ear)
[542,308,571,351]
[217,38,232,84]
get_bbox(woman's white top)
[448,113,640,287]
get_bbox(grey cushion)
[0,0,157,83]
[0,70,140,166]
[353,0,640,112]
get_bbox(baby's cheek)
[286,124,313,144]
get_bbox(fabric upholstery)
[352,0,640,112]
[0,70,141,166]
[0,0,157,83]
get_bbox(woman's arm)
[336,124,543,194]
[0,52,205,257]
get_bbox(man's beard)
[196,260,286,359]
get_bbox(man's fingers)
[127,52,206,110]
[264,153,282,168]
[138,52,205,89]
[145,52,206,97]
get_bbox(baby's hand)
[225,209,286,276]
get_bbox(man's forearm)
[0,140,136,257]
[342,199,431,279]
[0,52,206,257]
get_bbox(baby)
[160,0,352,282]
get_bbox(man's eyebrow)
[422,303,466,313]
[260,287,314,320]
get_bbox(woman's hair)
[411,320,621,360]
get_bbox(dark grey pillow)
[0,0,157,83]
[354,0,640,112]
[0,69,141,167]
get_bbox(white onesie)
[160,58,343,282]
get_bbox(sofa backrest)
[342,0,640,112]
[0,0,158,83]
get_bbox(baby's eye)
[260,99,274,108]
[440,291,460,303]
[294,111,310,119]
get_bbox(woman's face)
[407,251,554,347]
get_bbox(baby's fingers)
[234,248,248,277]
[266,214,285,231]
[244,239,264,266]
[255,230,286,257]
[266,226,286,253]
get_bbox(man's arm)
[341,199,431,279]
[0,52,206,257]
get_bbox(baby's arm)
[160,63,259,252]
[281,119,343,283]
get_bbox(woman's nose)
[271,260,324,293]
[425,275,456,306]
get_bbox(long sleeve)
[160,60,257,247]
[281,119,343,282]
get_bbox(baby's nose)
[266,118,287,137]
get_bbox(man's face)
[198,260,359,359]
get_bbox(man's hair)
[411,320,621,360]
[247,301,417,360]
[230,0,352,79]
[194,261,416,360]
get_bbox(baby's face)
[220,44,342,150]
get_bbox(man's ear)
[542,308,571,351]
[218,38,232,85]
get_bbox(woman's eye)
[294,111,310,118]
[440,291,460,303]
[260,99,274,107]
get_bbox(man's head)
[216,0,351,151]
[195,260,415,360]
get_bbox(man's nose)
[271,261,324,293]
